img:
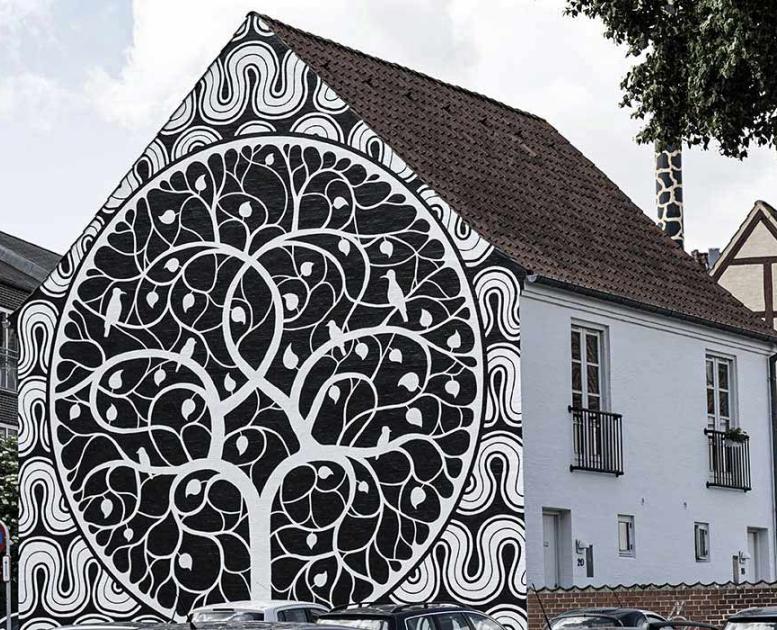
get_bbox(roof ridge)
[253,12,547,124]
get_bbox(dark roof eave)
[530,274,777,345]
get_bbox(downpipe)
[769,353,777,578]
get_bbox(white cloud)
[0,72,80,130]
[0,0,55,62]
[83,0,472,130]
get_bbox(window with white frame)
[571,324,607,410]
[694,522,710,562]
[706,354,735,431]
[0,313,18,393]
[618,514,635,557]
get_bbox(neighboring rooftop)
[0,230,61,293]
[262,14,777,342]
[711,199,777,278]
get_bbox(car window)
[465,614,505,630]
[552,616,620,630]
[407,616,436,630]
[319,618,389,630]
[232,612,265,622]
[435,613,470,630]
[192,611,240,623]
[279,608,310,623]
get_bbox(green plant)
[0,436,17,614]
[724,426,749,443]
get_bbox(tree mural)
[49,137,484,616]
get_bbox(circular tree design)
[50,136,484,616]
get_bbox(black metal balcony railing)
[705,428,751,492]
[569,406,624,476]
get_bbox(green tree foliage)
[565,0,777,157]
[0,436,17,615]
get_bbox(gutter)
[770,354,777,577]
[525,273,777,345]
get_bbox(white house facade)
[523,281,776,588]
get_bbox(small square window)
[618,514,635,557]
[695,522,710,562]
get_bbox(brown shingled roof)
[262,14,777,343]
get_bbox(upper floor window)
[0,313,18,393]
[571,324,607,410]
[706,354,735,431]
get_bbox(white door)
[543,512,560,588]
[746,529,763,582]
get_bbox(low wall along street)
[528,582,777,630]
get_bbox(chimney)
[655,144,684,248]
[707,247,721,268]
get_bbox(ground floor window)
[695,522,710,561]
[618,514,635,557]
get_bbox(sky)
[1,0,776,256]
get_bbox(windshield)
[552,617,620,630]
[319,618,389,630]
[725,623,777,630]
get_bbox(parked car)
[549,608,669,630]
[725,608,777,630]
[190,601,328,624]
[316,603,506,630]
[59,623,338,630]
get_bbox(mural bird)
[177,337,196,372]
[103,288,125,338]
[384,270,408,322]
[326,320,346,355]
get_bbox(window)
[465,614,504,630]
[434,614,470,630]
[278,609,308,623]
[695,522,710,562]
[0,313,18,393]
[618,514,635,557]
[406,617,436,630]
[571,325,606,410]
[231,613,264,622]
[706,354,735,431]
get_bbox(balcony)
[705,428,751,492]
[569,406,624,476]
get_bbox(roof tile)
[263,14,777,342]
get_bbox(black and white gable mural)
[18,15,524,630]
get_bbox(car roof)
[729,608,777,621]
[321,603,482,619]
[192,600,325,613]
[553,609,662,620]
